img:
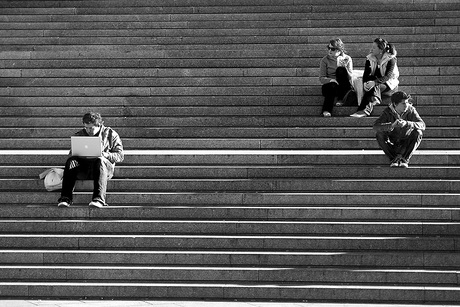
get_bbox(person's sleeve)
[373,111,393,132]
[106,131,124,163]
[319,58,333,84]
[376,58,396,84]
[406,109,426,131]
[346,56,353,76]
[362,60,373,83]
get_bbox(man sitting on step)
[57,112,124,208]
[373,91,425,168]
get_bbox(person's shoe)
[58,201,70,208]
[390,160,400,167]
[399,159,409,168]
[335,101,344,107]
[89,200,105,208]
[350,111,367,117]
[322,111,331,117]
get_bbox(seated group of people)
[319,37,425,168]
[56,39,425,208]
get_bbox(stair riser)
[6,179,460,193]
[0,221,458,236]
[0,283,459,303]
[0,139,453,150]
[1,251,458,267]
[0,236,456,251]
[0,268,455,285]
[2,192,459,206]
[1,154,459,166]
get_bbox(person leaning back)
[57,112,124,208]
[373,91,425,168]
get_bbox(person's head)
[327,38,345,57]
[371,37,397,57]
[82,112,103,136]
[391,91,412,114]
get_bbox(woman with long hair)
[350,37,399,117]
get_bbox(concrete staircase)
[1,0,460,303]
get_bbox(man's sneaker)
[89,200,105,208]
[350,111,367,118]
[57,201,70,208]
[390,160,400,167]
[322,111,331,117]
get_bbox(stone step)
[1,205,458,221]
[0,281,459,303]
[0,265,457,285]
[2,35,460,47]
[7,178,460,193]
[2,28,459,39]
[0,249,458,267]
[1,2,457,12]
[1,56,458,68]
[0,138,455,150]
[0,116,456,127]
[0,233,457,251]
[2,21,460,36]
[0,87,456,100]
[1,67,455,79]
[1,219,459,236]
[1,45,458,57]
[0,127,457,139]
[2,191,459,206]
[0,0,455,8]
[4,165,460,179]
[2,75,456,87]
[0,105,457,116]
[0,150,458,166]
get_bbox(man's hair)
[82,112,103,126]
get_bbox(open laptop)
[71,136,102,158]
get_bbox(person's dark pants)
[59,156,114,205]
[376,129,423,163]
[321,67,352,113]
[357,83,395,115]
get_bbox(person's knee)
[376,131,387,141]
[410,129,423,140]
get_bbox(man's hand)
[391,119,407,129]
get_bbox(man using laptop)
[58,112,124,208]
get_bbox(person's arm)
[405,108,426,131]
[344,56,353,76]
[103,130,124,163]
[319,57,335,84]
[373,110,394,132]
[362,60,373,83]
[375,58,397,84]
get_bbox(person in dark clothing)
[318,38,353,117]
[57,112,124,208]
[373,91,425,168]
[351,38,399,117]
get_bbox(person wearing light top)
[318,38,353,117]
[351,37,399,117]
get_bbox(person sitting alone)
[57,112,124,208]
[373,91,425,168]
